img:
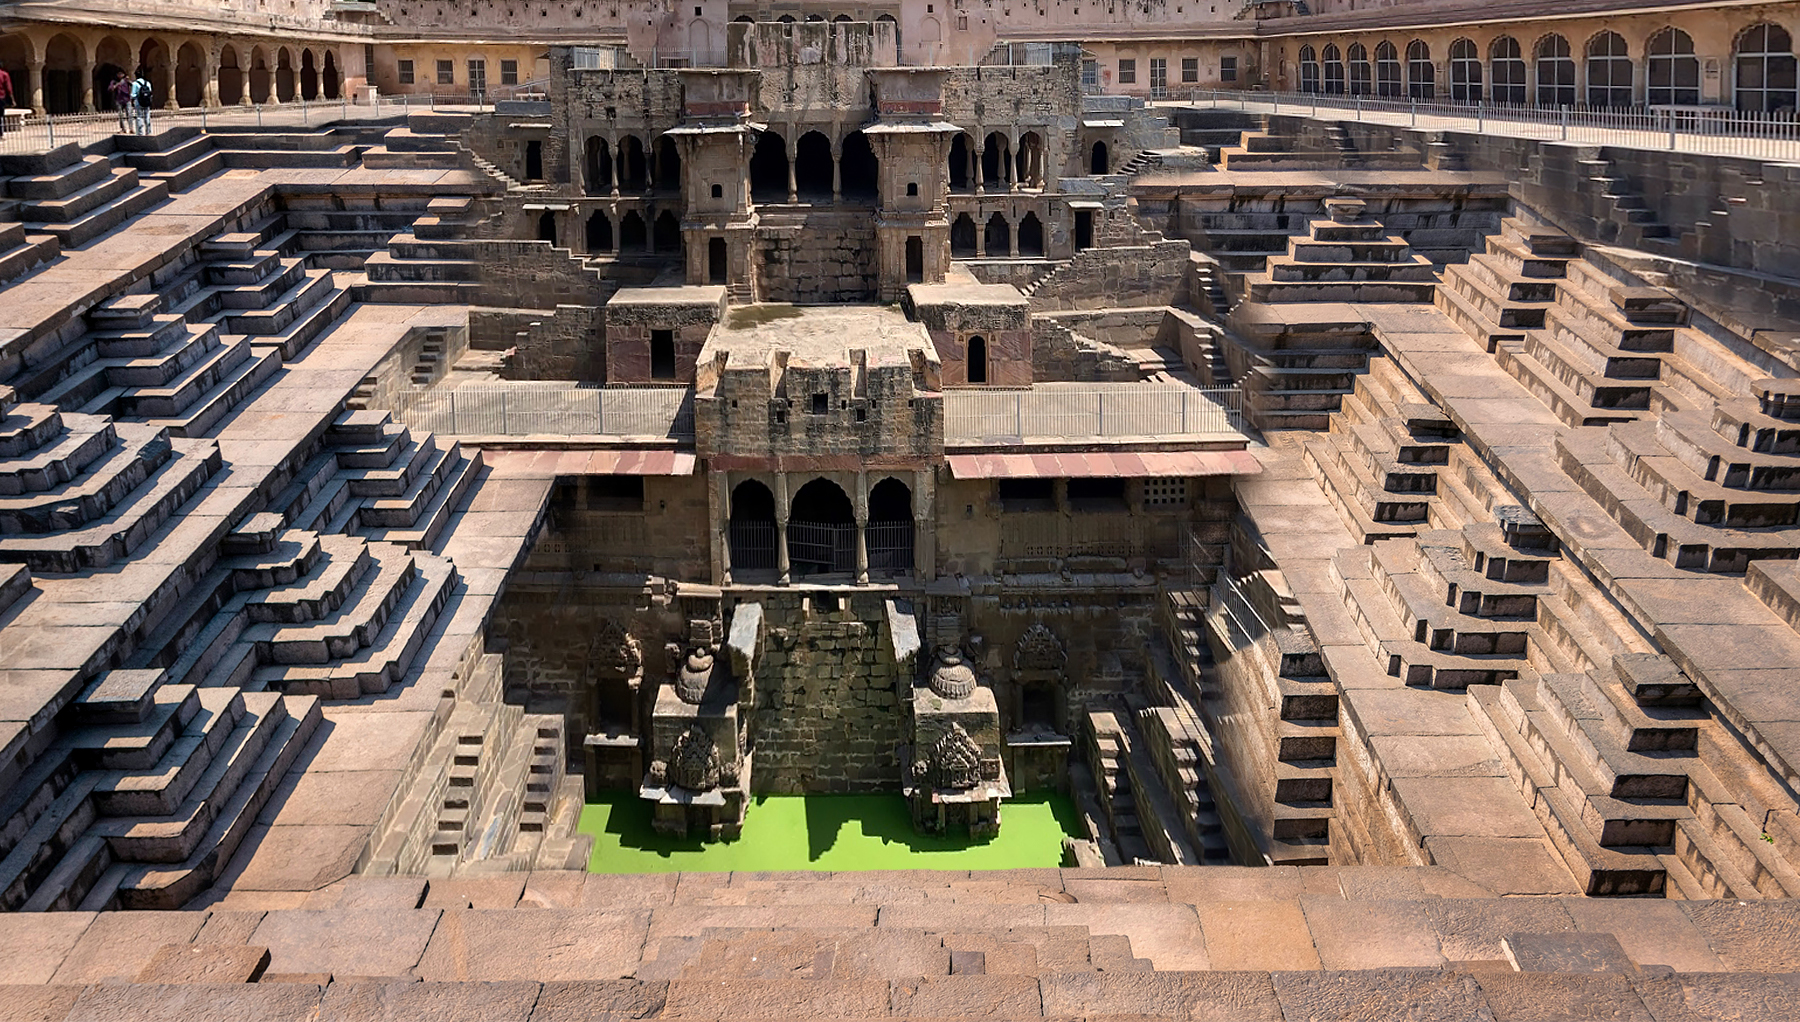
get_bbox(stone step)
[1655,410,1800,493]
[0,434,219,573]
[0,768,100,911]
[359,441,467,526]
[346,433,441,498]
[225,267,336,337]
[56,685,201,771]
[246,534,374,623]
[88,692,289,863]
[269,550,456,699]
[22,173,170,249]
[0,229,59,283]
[90,689,248,816]
[1492,339,1641,429]
[116,695,321,909]
[1605,421,1800,530]
[0,415,118,495]
[363,448,483,550]
[5,155,113,200]
[142,344,283,439]
[249,541,417,664]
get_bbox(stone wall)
[745,591,908,793]
[1027,240,1192,311]
[756,218,878,304]
[1031,319,1140,382]
[470,304,605,380]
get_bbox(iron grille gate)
[728,519,777,572]
[787,521,855,575]
[866,520,915,574]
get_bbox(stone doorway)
[729,480,778,574]
[1090,140,1108,175]
[868,477,914,575]
[709,237,728,284]
[750,131,788,203]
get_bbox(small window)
[650,329,676,379]
[967,335,988,384]
[1182,57,1199,83]
[436,59,454,85]
[711,183,723,198]
[398,59,416,84]
[998,479,1055,512]
[1068,477,1128,512]
[1118,58,1137,84]
[1081,59,1099,87]
[810,393,829,415]
[500,59,519,85]
[1143,478,1188,509]
[1220,56,1237,82]
[906,182,918,196]
[586,475,644,512]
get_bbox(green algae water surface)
[579,792,1081,873]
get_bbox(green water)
[577,792,1082,873]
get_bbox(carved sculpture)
[928,643,977,699]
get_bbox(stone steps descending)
[0,221,59,283]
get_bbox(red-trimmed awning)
[481,449,697,477]
[946,450,1261,479]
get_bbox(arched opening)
[249,46,271,104]
[95,36,132,111]
[806,13,825,21]
[587,211,613,252]
[1449,38,1481,102]
[1017,212,1044,257]
[585,136,613,193]
[709,237,728,284]
[1648,28,1700,106]
[276,47,296,102]
[794,130,833,199]
[140,38,171,106]
[218,45,243,107]
[1014,131,1043,189]
[1347,42,1371,96]
[749,131,788,202]
[1736,23,1796,113]
[300,48,318,101]
[1535,34,1575,107]
[620,211,647,252]
[833,13,852,21]
[729,480,778,574]
[948,133,972,191]
[950,213,977,257]
[43,34,84,114]
[734,14,754,21]
[537,210,559,244]
[1322,45,1345,95]
[967,335,988,384]
[789,479,855,576]
[618,136,648,192]
[1074,209,1093,251]
[1586,31,1632,107]
[322,51,340,100]
[982,131,1010,187]
[525,140,544,180]
[1490,36,1526,104]
[840,131,877,201]
[1406,40,1433,99]
[174,41,204,108]
[984,214,1010,257]
[655,135,681,191]
[0,35,25,120]
[1375,41,1401,97]
[1090,140,1108,175]
[1298,45,1320,94]
[777,14,796,23]
[653,209,681,254]
[868,478,915,575]
[905,235,924,283]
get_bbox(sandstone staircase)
[1243,205,1438,304]
[0,385,219,572]
[4,149,170,249]
[112,127,226,193]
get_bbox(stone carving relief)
[927,643,977,699]
[667,725,722,791]
[588,619,642,678]
[1013,623,1066,675]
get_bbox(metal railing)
[396,385,695,438]
[945,385,1242,443]
[0,92,505,155]
[1155,87,1800,161]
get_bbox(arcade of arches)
[0,29,349,113]
[726,475,917,583]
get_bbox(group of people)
[110,70,157,134]
[0,67,156,139]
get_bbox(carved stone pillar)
[854,470,869,584]
[26,59,45,115]
[77,58,95,112]
[775,473,791,585]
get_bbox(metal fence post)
[500,390,508,433]
[1410,98,1417,127]
[1670,115,1677,153]
[450,390,457,434]
[1014,394,1022,440]
[46,116,54,147]
[1560,105,1568,141]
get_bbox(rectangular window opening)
[586,475,645,512]
[650,329,676,379]
[998,479,1056,512]
[1067,476,1128,513]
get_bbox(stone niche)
[643,619,749,839]
[906,641,1009,838]
[583,618,646,790]
[604,286,727,384]
[906,282,1032,387]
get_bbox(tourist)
[0,64,13,140]
[131,70,154,135]
[110,71,133,134]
